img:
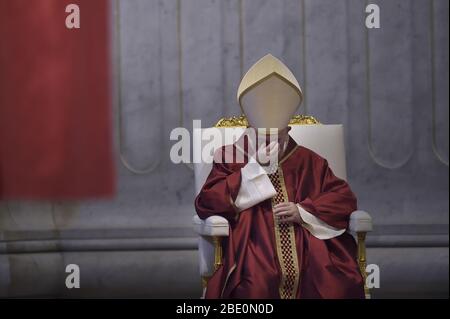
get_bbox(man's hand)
[273,202,303,225]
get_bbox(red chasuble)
[195,137,365,299]
[0,0,114,199]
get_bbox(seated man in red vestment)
[195,54,365,299]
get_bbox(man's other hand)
[273,202,303,225]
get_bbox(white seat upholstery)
[192,121,372,297]
[194,127,246,194]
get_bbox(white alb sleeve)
[234,162,277,212]
[297,204,346,240]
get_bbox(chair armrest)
[192,211,372,236]
[192,215,230,237]
[349,210,373,233]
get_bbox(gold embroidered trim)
[279,145,299,165]
[269,167,300,299]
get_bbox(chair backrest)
[194,122,347,195]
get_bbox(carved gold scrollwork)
[214,114,320,128]
[289,114,321,125]
[215,115,249,127]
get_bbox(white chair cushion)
[193,127,246,195]
[288,124,347,181]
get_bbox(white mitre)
[237,54,303,133]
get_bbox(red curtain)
[0,0,115,199]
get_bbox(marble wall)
[0,0,448,298]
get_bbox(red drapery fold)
[0,0,115,199]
